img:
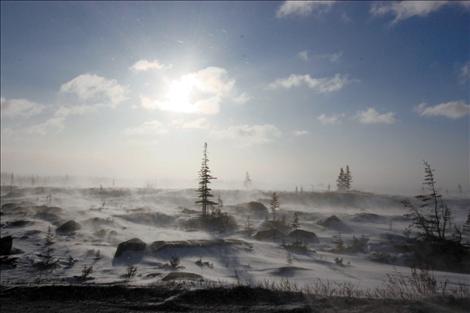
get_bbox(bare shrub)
[382,267,448,300]
[282,240,308,253]
[80,265,93,281]
[169,256,180,269]
[123,265,137,280]
[195,258,214,269]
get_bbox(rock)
[0,255,17,270]
[113,238,147,265]
[84,217,115,228]
[33,205,63,216]
[0,236,13,255]
[351,213,386,223]
[287,229,319,244]
[56,220,81,234]
[34,206,63,225]
[145,272,162,279]
[149,239,250,257]
[253,229,286,242]
[5,220,35,228]
[271,266,308,277]
[227,202,269,220]
[180,208,199,215]
[242,202,269,219]
[317,215,352,232]
[161,271,204,282]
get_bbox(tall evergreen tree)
[345,165,352,190]
[196,143,217,216]
[336,168,345,191]
[270,192,280,221]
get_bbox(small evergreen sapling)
[270,192,280,221]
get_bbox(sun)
[164,75,198,113]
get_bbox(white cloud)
[298,50,342,63]
[124,120,168,137]
[317,113,343,125]
[324,51,343,63]
[171,118,210,129]
[1,97,44,118]
[276,1,336,18]
[60,73,128,107]
[233,92,251,104]
[370,1,470,23]
[130,59,172,72]
[211,124,282,146]
[293,130,309,136]
[140,66,236,114]
[460,61,470,83]
[54,104,96,118]
[416,101,470,119]
[356,107,396,124]
[26,117,65,135]
[269,73,352,93]
[298,50,310,62]
[24,104,96,136]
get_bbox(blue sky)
[1,1,469,193]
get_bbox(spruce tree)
[336,168,345,191]
[345,165,352,190]
[196,143,217,216]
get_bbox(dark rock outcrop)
[253,229,286,242]
[161,271,204,282]
[317,215,352,232]
[0,236,13,255]
[4,220,34,228]
[242,202,269,219]
[56,220,81,234]
[113,238,147,265]
[149,239,250,258]
[351,213,386,223]
[287,229,319,244]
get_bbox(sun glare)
[164,75,197,113]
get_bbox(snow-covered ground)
[1,186,469,292]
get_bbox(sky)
[1,1,469,194]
